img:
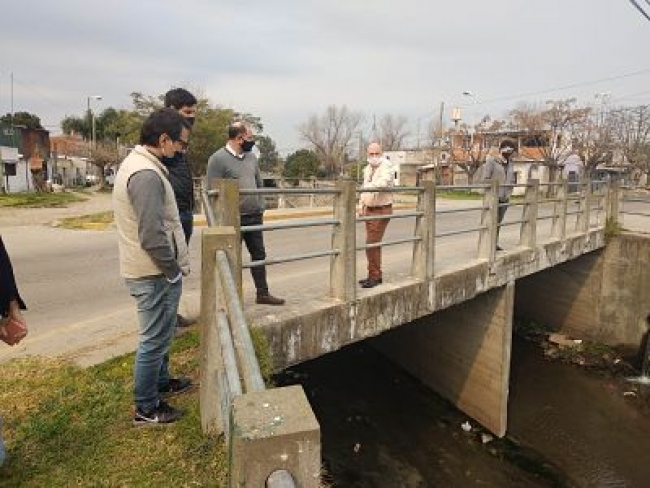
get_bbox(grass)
[0,192,87,208]
[0,330,228,486]
[58,211,115,230]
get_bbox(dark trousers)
[240,213,269,296]
[497,198,508,240]
[179,210,194,245]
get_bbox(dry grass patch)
[0,192,87,208]
[58,211,115,230]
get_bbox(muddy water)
[275,338,650,487]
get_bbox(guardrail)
[205,176,611,303]
[200,200,311,487]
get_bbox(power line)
[628,0,650,22]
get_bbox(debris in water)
[481,433,494,444]
[623,391,637,397]
[549,333,580,348]
[353,443,361,453]
[461,421,472,432]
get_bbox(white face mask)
[368,156,381,166]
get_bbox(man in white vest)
[113,108,192,425]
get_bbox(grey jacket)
[480,156,515,201]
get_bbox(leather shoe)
[177,314,196,328]
[361,278,382,288]
[496,245,504,251]
[256,294,285,306]
[359,277,382,287]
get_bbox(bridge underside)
[249,229,605,436]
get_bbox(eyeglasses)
[368,152,381,156]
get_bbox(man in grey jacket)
[206,122,284,305]
[480,140,516,251]
[113,108,192,425]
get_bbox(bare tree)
[571,108,615,176]
[611,105,650,180]
[509,98,590,181]
[450,116,506,184]
[377,114,409,150]
[89,143,120,189]
[298,105,363,175]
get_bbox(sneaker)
[359,277,382,287]
[133,400,183,426]
[176,314,196,328]
[159,377,192,397]
[256,294,285,306]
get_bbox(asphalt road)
[1,198,647,366]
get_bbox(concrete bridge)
[199,178,650,486]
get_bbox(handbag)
[0,315,27,346]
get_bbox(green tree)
[257,135,279,173]
[1,111,43,130]
[61,115,89,138]
[284,149,319,180]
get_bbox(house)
[383,147,451,186]
[0,124,51,193]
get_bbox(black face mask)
[241,139,255,153]
[184,116,196,128]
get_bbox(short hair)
[139,108,186,146]
[499,139,516,151]
[164,88,197,110]
[228,121,250,140]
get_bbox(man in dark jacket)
[163,88,198,327]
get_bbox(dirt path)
[0,191,113,227]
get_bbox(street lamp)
[87,95,102,148]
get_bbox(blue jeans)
[126,276,182,411]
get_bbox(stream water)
[274,335,650,487]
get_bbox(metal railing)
[203,177,611,303]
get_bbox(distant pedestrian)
[206,122,285,305]
[358,142,395,288]
[113,108,192,426]
[163,88,198,328]
[480,140,516,251]
[0,235,28,466]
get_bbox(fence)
[204,176,611,303]
[620,183,650,233]
[199,191,318,487]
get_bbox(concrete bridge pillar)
[372,282,514,437]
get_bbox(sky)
[1,0,650,155]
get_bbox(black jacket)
[0,236,26,317]
[162,151,195,213]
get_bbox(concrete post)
[212,179,241,228]
[607,180,621,224]
[309,177,316,208]
[330,179,356,301]
[200,227,240,435]
[519,179,539,248]
[278,177,286,209]
[551,180,568,240]
[230,385,321,488]
[411,180,436,281]
[576,179,591,233]
[478,180,498,262]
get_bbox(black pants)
[240,213,269,296]
[497,198,509,240]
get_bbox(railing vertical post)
[551,180,568,239]
[330,179,356,301]
[519,179,539,248]
[607,180,621,225]
[576,178,591,233]
[412,180,436,281]
[200,227,240,435]
[478,180,498,262]
[209,179,242,299]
